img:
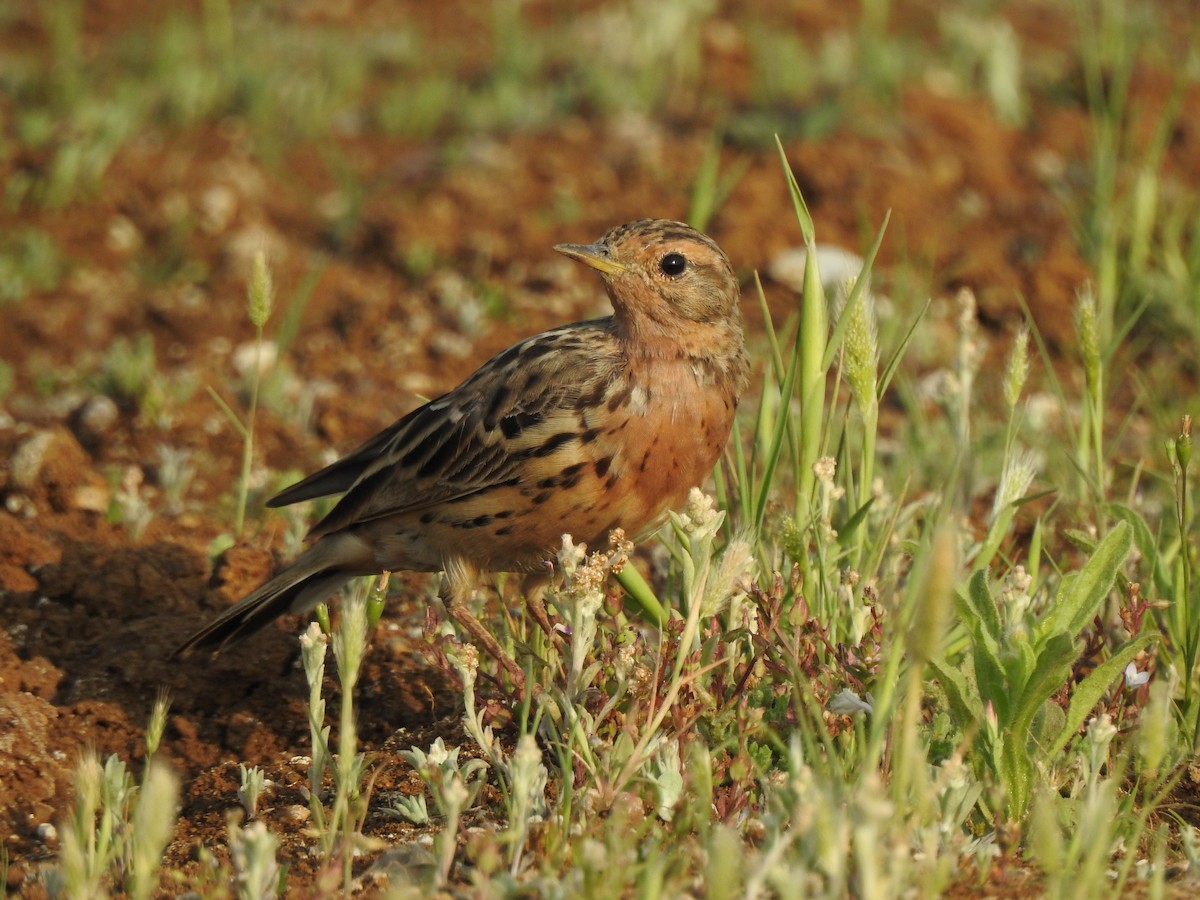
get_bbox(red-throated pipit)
[177,219,749,686]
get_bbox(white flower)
[1124,662,1150,689]
[828,689,873,717]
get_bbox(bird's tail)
[174,542,358,658]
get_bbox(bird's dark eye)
[660,252,688,277]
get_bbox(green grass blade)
[774,135,814,245]
[1039,521,1131,642]
[615,561,668,627]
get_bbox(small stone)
[200,184,238,234]
[280,804,311,826]
[8,428,104,511]
[69,395,120,447]
[9,432,55,490]
[232,340,278,380]
[106,215,143,254]
[72,484,111,513]
[768,244,868,293]
[5,494,35,518]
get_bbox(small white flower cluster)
[998,564,1033,640]
[813,456,846,544]
[555,529,639,697]
[669,489,757,621]
[678,486,721,535]
[557,528,632,598]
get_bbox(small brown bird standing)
[177,219,749,683]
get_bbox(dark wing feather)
[295,320,621,540]
[266,408,438,508]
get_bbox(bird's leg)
[521,570,562,646]
[441,558,527,692]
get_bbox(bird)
[175,219,749,687]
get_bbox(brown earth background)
[2,0,1199,895]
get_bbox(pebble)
[72,484,110,513]
[280,804,311,826]
[769,244,869,293]
[232,340,278,380]
[9,432,55,490]
[69,395,120,447]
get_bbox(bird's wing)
[266,414,421,507]
[278,320,623,540]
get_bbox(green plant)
[237,765,267,821]
[932,523,1153,819]
[50,695,178,899]
[208,251,274,537]
[107,464,155,541]
[95,334,160,414]
[155,444,196,516]
[938,10,1027,126]
[297,576,386,893]
[228,818,282,900]
[0,229,66,301]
